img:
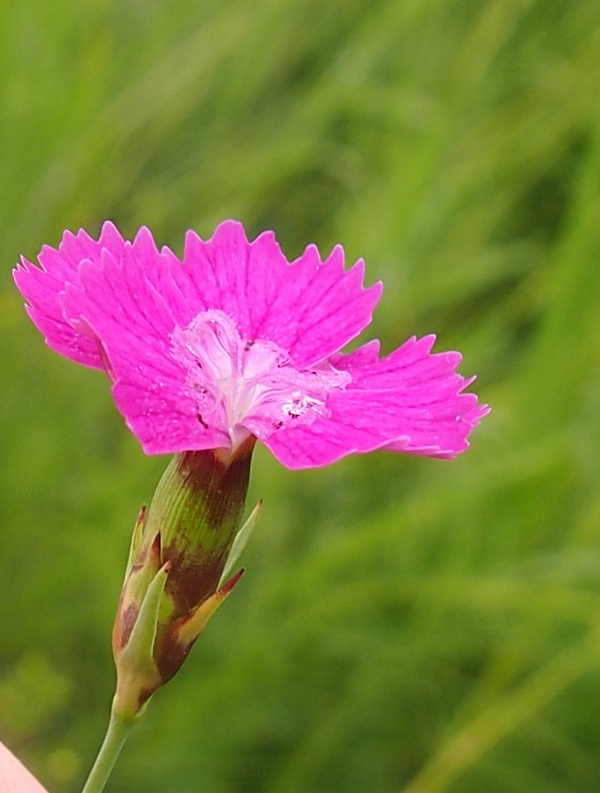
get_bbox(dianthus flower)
[14,221,487,468]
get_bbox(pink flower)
[14,221,488,469]
[0,740,48,793]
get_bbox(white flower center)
[171,310,350,448]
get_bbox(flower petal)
[60,242,227,452]
[174,221,382,367]
[111,373,229,455]
[13,222,126,368]
[264,337,489,469]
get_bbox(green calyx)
[112,439,258,716]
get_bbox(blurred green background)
[1,1,600,791]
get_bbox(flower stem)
[80,704,135,793]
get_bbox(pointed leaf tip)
[176,569,244,647]
[219,501,262,585]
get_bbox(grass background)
[1,1,600,791]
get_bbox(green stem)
[80,704,135,793]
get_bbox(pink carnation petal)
[13,222,126,369]
[264,337,489,469]
[112,373,229,455]
[129,228,192,325]
[0,741,48,793]
[60,241,227,453]
[61,245,177,365]
[174,221,382,368]
[20,302,102,368]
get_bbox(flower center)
[171,310,350,448]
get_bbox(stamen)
[171,310,350,447]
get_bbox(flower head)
[14,221,488,468]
